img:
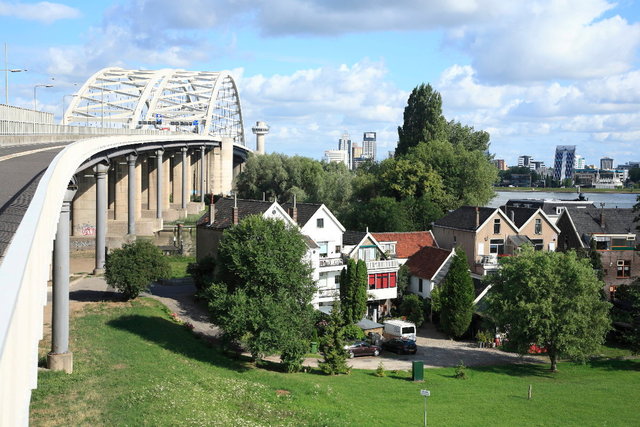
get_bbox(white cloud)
[0,1,80,23]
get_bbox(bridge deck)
[0,143,73,262]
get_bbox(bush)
[375,361,386,377]
[187,256,216,291]
[343,324,365,341]
[280,339,308,373]
[454,361,468,379]
[105,240,171,300]
[399,294,425,327]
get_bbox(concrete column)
[181,147,188,209]
[94,162,109,274]
[113,161,128,221]
[219,137,234,195]
[162,153,170,212]
[156,149,163,219]
[199,146,205,203]
[135,161,142,218]
[127,154,137,235]
[48,182,77,373]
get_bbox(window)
[534,219,542,235]
[531,239,544,251]
[489,239,504,255]
[617,260,630,278]
[418,279,423,293]
[316,218,324,228]
[609,285,618,301]
[319,241,328,257]
[493,219,501,234]
[368,275,375,290]
[334,274,340,285]
[368,272,397,290]
[335,245,341,253]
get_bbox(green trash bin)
[412,361,424,382]
[310,341,318,354]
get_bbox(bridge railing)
[0,104,55,125]
[0,120,175,136]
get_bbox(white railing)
[0,120,180,136]
[319,257,345,268]
[0,104,55,124]
[365,259,398,271]
[0,133,222,426]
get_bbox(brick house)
[370,231,438,264]
[556,206,639,298]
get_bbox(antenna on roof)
[262,192,266,202]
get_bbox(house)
[281,201,346,307]
[432,206,559,277]
[342,230,400,319]
[404,246,454,298]
[195,196,298,261]
[504,198,595,224]
[370,231,438,264]
[556,206,639,298]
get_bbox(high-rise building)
[362,132,376,160]
[600,157,614,170]
[338,132,352,168]
[574,154,585,170]
[553,145,576,182]
[492,159,507,171]
[518,155,533,168]
[531,160,545,171]
[324,150,349,167]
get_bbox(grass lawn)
[166,255,196,279]
[31,300,640,426]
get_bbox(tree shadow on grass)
[70,289,123,302]
[587,358,640,371]
[470,363,556,379]
[107,314,251,373]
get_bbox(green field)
[166,255,196,279]
[31,299,640,426]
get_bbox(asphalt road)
[0,142,72,261]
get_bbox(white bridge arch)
[64,67,245,144]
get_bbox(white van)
[383,320,417,341]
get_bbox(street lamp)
[34,84,54,111]
[3,43,27,105]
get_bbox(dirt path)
[49,276,546,371]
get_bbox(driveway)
[59,277,545,370]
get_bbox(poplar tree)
[439,248,475,338]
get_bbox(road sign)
[420,390,430,397]
[192,120,199,126]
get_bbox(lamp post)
[3,43,27,105]
[34,84,54,111]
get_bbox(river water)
[489,190,638,209]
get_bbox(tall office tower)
[338,132,352,168]
[362,132,376,160]
[574,154,586,169]
[518,155,533,168]
[600,157,614,170]
[553,145,576,182]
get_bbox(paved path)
[60,276,546,370]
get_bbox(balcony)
[366,259,398,272]
[478,254,498,265]
[319,257,345,268]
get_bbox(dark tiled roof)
[371,231,437,258]
[405,246,452,280]
[566,207,637,235]
[197,197,276,229]
[507,235,532,247]
[433,206,497,231]
[500,206,537,228]
[281,202,323,227]
[343,230,366,245]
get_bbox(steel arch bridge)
[63,67,245,144]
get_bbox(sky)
[1,0,639,166]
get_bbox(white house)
[404,246,455,298]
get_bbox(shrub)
[104,240,170,300]
[187,255,216,291]
[343,324,365,341]
[280,339,308,373]
[399,294,425,327]
[375,361,386,377]
[454,361,468,379]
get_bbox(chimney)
[232,193,239,225]
[208,193,215,226]
[510,210,515,223]
[475,207,480,228]
[290,194,298,223]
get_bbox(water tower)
[251,121,269,154]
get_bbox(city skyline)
[1,1,639,164]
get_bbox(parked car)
[382,338,417,355]
[344,341,381,358]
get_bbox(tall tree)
[445,120,491,152]
[486,247,611,372]
[439,248,475,338]
[396,83,446,156]
[339,259,368,324]
[207,216,316,362]
[318,302,351,375]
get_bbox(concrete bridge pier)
[93,162,109,274]
[127,154,137,235]
[48,182,78,373]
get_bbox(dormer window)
[535,219,542,235]
[317,218,324,228]
[493,219,501,234]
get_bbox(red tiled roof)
[405,246,452,280]
[371,231,437,259]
